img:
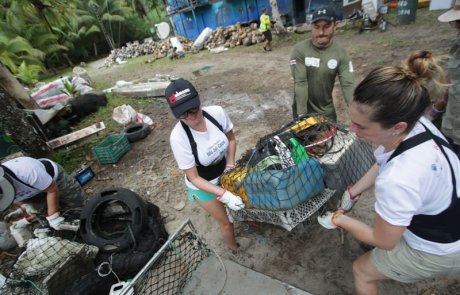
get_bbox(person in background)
[260,7,272,51]
[166,79,248,260]
[317,51,460,294]
[434,0,460,156]
[0,157,84,230]
[290,5,354,120]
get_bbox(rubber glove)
[317,209,345,229]
[340,185,360,212]
[217,190,245,211]
[46,212,65,230]
[4,208,22,222]
[12,217,31,228]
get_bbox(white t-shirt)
[170,106,233,189]
[374,116,460,255]
[2,157,58,202]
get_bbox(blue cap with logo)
[311,5,337,23]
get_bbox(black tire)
[94,202,169,276]
[122,123,151,142]
[80,188,147,253]
[65,270,117,295]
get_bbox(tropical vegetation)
[0,0,167,84]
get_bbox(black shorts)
[263,30,272,42]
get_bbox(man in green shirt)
[290,5,354,120]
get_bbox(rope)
[97,254,121,283]
[8,279,47,295]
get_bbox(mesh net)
[221,114,375,230]
[117,220,209,295]
[0,198,169,295]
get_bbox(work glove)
[340,185,360,212]
[20,204,38,215]
[4,208,22,222]
[317,209,345,229]
[46,212,65,230]
[12,217,31,229]
[224,164,236,173]
[217,190,245,211]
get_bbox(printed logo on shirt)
[169,88,191,103]
[327,59,338,69]
[349,61,354,72]
[305,57,320,67]
[289,59,297,65]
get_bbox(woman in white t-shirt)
[165,79,245,253]
[318,50,460,294]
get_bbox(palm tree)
[0,35,44,74]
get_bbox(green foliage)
[0,35,44,73]
[14,61,44,86]
[61,79,79,97]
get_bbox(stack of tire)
[68,188,168,294]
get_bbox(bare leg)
[197,199,238,251]
[353,252,389,295]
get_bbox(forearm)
[226,131,237,165]
[46,191,60,216]
[349,163,378,196]
[335,215,376,246]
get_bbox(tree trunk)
[0,71,50,157]
[0,65,39,109]
[269,0,286,34]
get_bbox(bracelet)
[216,189,226,200]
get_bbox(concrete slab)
[111,81,170,98]
[182,255,313,295]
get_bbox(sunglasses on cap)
[179,107,200,119]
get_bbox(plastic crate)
[92,134,131,164]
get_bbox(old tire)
[80,188,147,253]
[122,123,151,142]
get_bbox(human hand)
[20,204,38,215]
[4,208,22,222]
[217,190,245,211]
[224,164,236,173]
[46,212,65,230]
[317,209,345,229]
[12,217,31,228]
[340,185,360,212]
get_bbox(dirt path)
[84,9,459,295]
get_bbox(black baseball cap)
[311,5,337,23]
[165,79,201,119]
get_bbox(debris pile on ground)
[102,36,193,67]
[206,23,265,49]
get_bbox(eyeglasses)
[179,107,200,119]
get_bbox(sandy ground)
[82,9,459,295]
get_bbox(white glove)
[20,204,38,215]
[224,164,236,173]
[4,208,22,222]
[340,186,360,212]
[317,209,344,229]
[46,212,65,230]
[217,190,245,211]
[12,217,31,228]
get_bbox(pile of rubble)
[206,23,265,49]
[102,23,267,67]
[102,36,194,67]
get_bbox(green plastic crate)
[92,134,131,164]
